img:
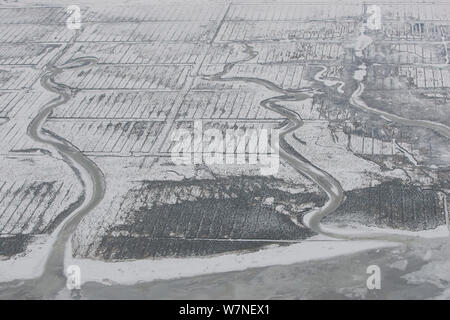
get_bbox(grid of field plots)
[0,2,448,258]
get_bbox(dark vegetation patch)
[0,235,30,257]
[323,180,446,230]
[95,176,325,260]
[0,181,83,258]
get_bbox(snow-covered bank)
[65,236,398,286]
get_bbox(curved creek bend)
[0,57,106,299]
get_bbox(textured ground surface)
[0,0,448,299]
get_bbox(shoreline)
[1,223,446,286]
[66,236,398,286]
[65,225,448,287]
[63,223,447,287]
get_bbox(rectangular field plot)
[0,154,84,239]
[0,24,74,43]
[401,67,450,89]
[381,21,446,41]
[81,4,226,22]
[0,7,62,24]
[225,3,450,23]
[378,3,450,22]
[0,5,226,25]
[365,65,450,90]
[176,90,280,120]
[45,120,167,155]
[0,43,62,66]
[0,92,44,118]
[365,42,448,65]
[202,42,344,65]
[347,132,418,158]
[76,21,218,42]
[54,65,191,90]
[248,42,345,64]
[73,176,318,259]
[226,3,361,21]
[49,91,180,119]
[0,180,79,235]
[0,120,29,151]
[325,181,445,231]
[0,67,40,90]
[0,119,53,152]
[58,42,208,65]
[216,21,356,42]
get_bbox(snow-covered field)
[0,0,448,300]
